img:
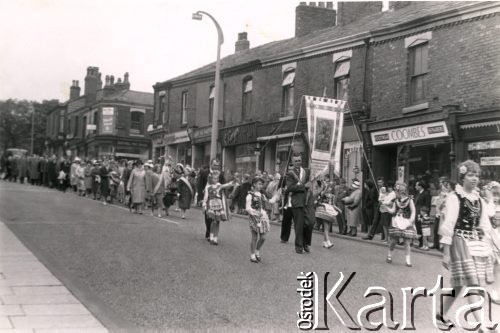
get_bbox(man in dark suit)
[280,153,310,253]
[414,180,431,248]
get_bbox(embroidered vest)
[250,192,263,211]
[396,200,412,219]
[454,192,481,232]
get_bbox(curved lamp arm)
[193,11,224,46]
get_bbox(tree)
[0,99,59,155]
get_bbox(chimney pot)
[295,2,336,37]
[318,2,325,7]
[235,31,250,53]
[300,1,307,5]
[117,78,122,83]
[309,2,316,6]
[124,72,129,83]
[326,1,333,9]
[110,75,115,85]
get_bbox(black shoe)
[304,245,310,253]
[250,257,259,263]
[256,255,261,262]
[362,236,373,240]
[295,248,304,254]
[280,240,288,244]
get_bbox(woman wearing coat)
[342,179,362,237]
[127,160,146,214]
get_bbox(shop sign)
[193,126,212,144]
[468,140,500,151]
[164,130,190,145]
[102,107,114,134]
[86,124,97,130]
[480,156,500,166]
[371,121,448,146]
[220,122,258,147]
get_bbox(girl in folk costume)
[315,180,337,249]
[438,161,494,330]
[386,182,417,267]
[482,181,500,304]
[246,177,271,262]
[202,170,231,245]
[175,164,194,219]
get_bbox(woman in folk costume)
[342,179,362,237]
[438,161,494,330]
[175,163,194,219]
[127,160,146,214]
[386,182,417,267]
[202,170,231,245]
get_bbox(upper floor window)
[334,60,350,101]
[281,70,295,118]
[130,111,144,134]
[409,43,428,105]
[158,94,165,125]
[208,86,215,124]
[242,78,252,121]
[181,91,188,125]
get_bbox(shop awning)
[257,132,302,142]
[460,120,500,129]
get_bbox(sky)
[0,0,301,101]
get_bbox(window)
[158,95,165,125]
[181,91,188,125]
[208,86,215,124]
[59,110,65,133]
[334,60,350,101]
[242,78,252,120]
[130,111,144,134]
[281,70,295,117]
[409,43,428,105]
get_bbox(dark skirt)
[163,192,177,208]
[380,212,392,227]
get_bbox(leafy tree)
[0,99,59,155]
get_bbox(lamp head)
[192,12,202,20]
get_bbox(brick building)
[47,67,154,160]
[151,1,500,183]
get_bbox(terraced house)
[150,1,500,183]
[46,67,154,160]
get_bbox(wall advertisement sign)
[101,107,114,134]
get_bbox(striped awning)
[460,120,500,129]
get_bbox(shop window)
[334,60,350,101]
[242,77,252,121]
[409,43,428,105]
[281,70,295,118]
[130,111,144,134]
[208,86,214,124]
[181,91,188,125]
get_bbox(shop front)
[459,117,500,183]
[191,125,214,169]
[164,130,191,166]
[220,122,259,174]
[369,120,451,184]
[150,129,165,161]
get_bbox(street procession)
[0,1,499,331]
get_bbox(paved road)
[0,181,498,331]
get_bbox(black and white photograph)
[0,0,500,331]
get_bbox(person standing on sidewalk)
[414,180,431,248]
[334,178,349,234]
[342,179,362,237]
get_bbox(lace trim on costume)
[396,196,410,209]
[455,184,479,202]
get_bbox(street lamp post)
[192,11,224,162]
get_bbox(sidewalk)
[0,221,108,332]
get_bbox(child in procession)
[246,177,271,262]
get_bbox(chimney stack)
[69,80,81,100]
[295,2,336,37]
[337,1,383,26]
[123,72,130,89]
[84,66,102,97]
[235,32,250,53]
